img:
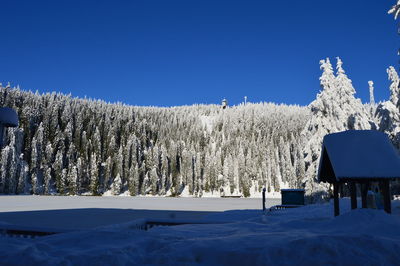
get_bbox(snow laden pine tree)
[376,67,400,148]
[389,0,400,20]
[302,57,373,201]
[335,57,372,130]
[369,81,375,106]
[367,81,378,121]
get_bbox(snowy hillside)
[0,57,399,199]
[0,87,309,198]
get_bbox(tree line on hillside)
[1,57,400,199]
[0,84,309,197]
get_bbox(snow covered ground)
[0,195,272,212]
[1,197,400,265]
[0,196,278,230]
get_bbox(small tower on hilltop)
[244,96,247,105]
[222,98,228,109]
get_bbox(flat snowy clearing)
[0,196,280,230]
[1,197,400,265]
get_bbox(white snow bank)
[1,199,400,265]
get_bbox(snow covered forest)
[1,58,400,199]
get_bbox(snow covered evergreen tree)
[376,67,400,148]
[389,0,400,20]
[369,81,375,106]
[302,58,374,201]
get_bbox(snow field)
[0,198,399,265]
[0,196,280,230]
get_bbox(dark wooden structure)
[318,130,400,216]
[281,189,305,205]
[0,107,18,147]
[263,188,305,212]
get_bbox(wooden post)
[380,180,391,214]
[350,182,357,210]
[361,182,368,208]
[334,183,339,217]
[339,183,344,198]
[262,188,266,211]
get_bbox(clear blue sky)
[0,0,398,107]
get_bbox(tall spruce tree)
[303,58,373,201]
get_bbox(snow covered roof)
[0,107,18,127]
[318,130,400,183]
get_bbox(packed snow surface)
[1,197,400,265]
[0,196,277,230]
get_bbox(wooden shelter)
[0,107,18,147]
[318,130,400,216]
